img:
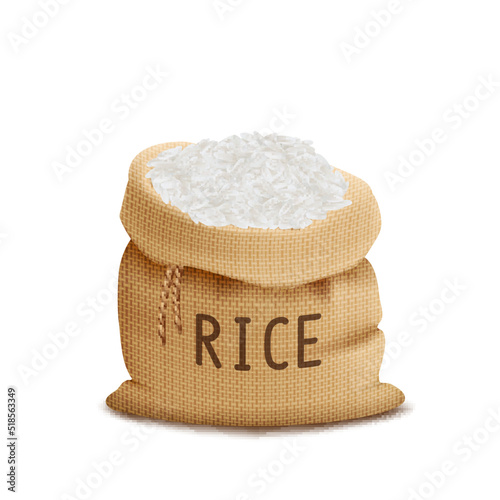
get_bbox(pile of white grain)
[146,133,351,229]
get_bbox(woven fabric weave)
[106,142,405,426]
[119,142,382,288]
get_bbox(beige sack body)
[106,142,405,426]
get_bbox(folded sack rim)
[120,141,382,288]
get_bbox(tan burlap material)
[106,142,405,426]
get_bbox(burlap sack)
[106,142,405,426]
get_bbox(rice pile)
[146,133,351,230]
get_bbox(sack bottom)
[106,381,404,427]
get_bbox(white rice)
[146,133,351,230]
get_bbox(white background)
[2,1,500,499]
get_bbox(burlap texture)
[119,142,382,288]
[106,142,405,426]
